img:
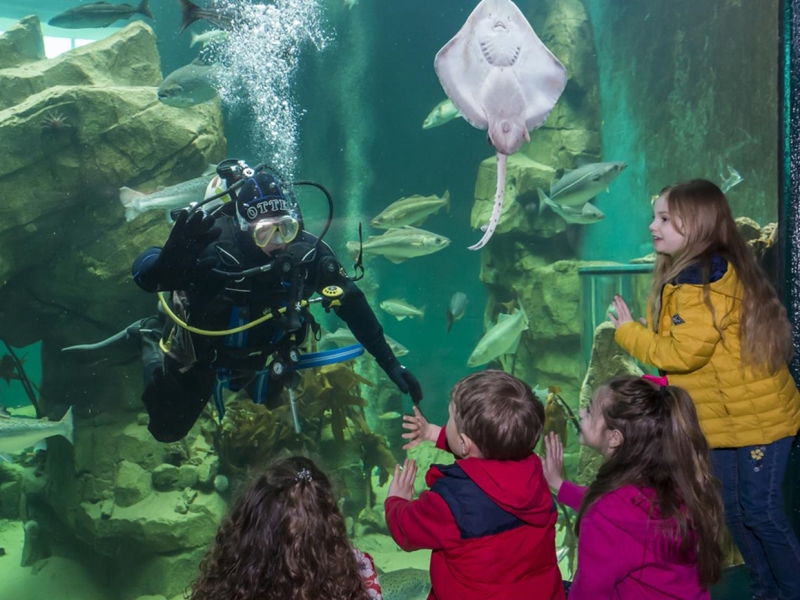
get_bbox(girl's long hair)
[190,456,368,600]
[650,178,791,372]
[576,377,724,587]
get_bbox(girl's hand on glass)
[388,458,418,501]
[609,295,636,328]
[542,432,565,494]
[402,406,441,450]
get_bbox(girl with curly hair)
[190,455,382,600]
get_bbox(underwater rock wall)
[0,16,227,600]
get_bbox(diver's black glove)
[147,210,221,290]
[386,363,423,404]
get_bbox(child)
[542,376,724,599]
[611,179,800,599]
[190,455,382,600]
[385,370,564,600]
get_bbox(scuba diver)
[126,159,422,442]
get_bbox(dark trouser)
[711,437,800,600]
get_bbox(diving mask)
[251,214,300,248]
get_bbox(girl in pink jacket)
[543,376,724,599]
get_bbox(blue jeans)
[711,437,800,600]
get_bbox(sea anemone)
[41,110,71,133]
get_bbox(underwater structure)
[0,0,795,598]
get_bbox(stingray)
[434,0,567,250]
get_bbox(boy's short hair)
[450,370,545,460]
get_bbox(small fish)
[538,194,606,225]
[467,307,529,367]
[157,62,220,108]
[446,292,467,332]
[378,411,402,421]
[371,191,450,229]
[0,407,74,455]
[422,98,462,129]
[538,162,627,211]
[720,165,743,194]
[178,0,239,33]
[119,166,217,222]
[346,227,450,264]
[48,0,153,28]
[319,328,409,358]
[343,0,359,9]
[543,389,568,446]
[190,29,229,48]
[380,299,425,321]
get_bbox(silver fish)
[190,29,229,48]
[446,292,467,332]
[0,407,74,455]
[538,162,627,211]
[119,166,217,222]
[378,411,402,421]
[720,165,743,194]
[48,0,152,29]
[422,98,462,129]
[538,194,606,225]
[346,227,450,264]
[380,299,425,321]
[158,62,220,108]
[467,307,529,367]
[318,328,409,358]
[371,191,450,229]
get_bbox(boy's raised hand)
[402,406,442,450]
[542,432,565,494]
[388,458,418,501]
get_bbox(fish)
[720,165,743,194]
[343,0,359,9]
[538,162,627,212]
[378,411,402,421]
[434,0,568,250]
[178,0,239,33]
[157,62,220,108]
[537,193,606,225]
[543,388,568,447]
[446,292,467,332]
[346,227,450,264]
[379,299,425,321]
[371,191,450,229]
[379,568,431,600]
[318,328,409,358]
[467,307,529,367]
[0,407,74,455]
[119,166,217,222]
[190,29,229,48]
[422,98,462,129]
[48,0,153,28]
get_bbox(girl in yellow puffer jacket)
[610,178,800,600]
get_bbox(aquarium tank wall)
[0,0,795,598]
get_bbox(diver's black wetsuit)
[132,214,414,442]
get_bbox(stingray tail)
[468,153,507,251]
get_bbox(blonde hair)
[649,179,792,372]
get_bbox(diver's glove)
[143,210,221,290]
[384,361,423,404]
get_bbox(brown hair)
[577,377,724,587]
[650,178,792,372]
[190,456,368,600]
[451,370,544,460]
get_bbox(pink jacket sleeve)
[556,480,587,512]
[567,492,635,599]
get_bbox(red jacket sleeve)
[435,426,450,452]
[385,490,462,551]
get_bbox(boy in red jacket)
[385,370,565,600]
